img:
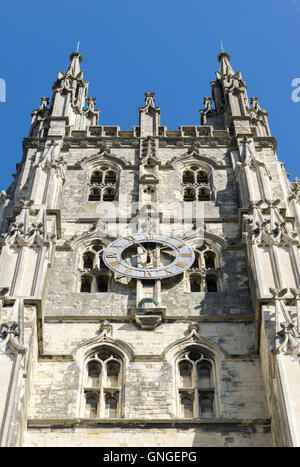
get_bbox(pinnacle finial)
[144,92,155,108]
[67,49,82,77]
[217,49,234,76]
[69,51,82,64]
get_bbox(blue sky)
[0,0,299,191]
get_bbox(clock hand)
[128,245,169,259]
[149,244,174,255]
[128,251,148,259]
[134,240,148,252]
[129,244,174,259]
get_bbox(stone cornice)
[43,314,254,323]
[27,417,271,428]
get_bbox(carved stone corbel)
[277,321,300,356]
[97,321,113,339]
[0,321,24,356]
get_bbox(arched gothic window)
[189,243,220,292]
[182,165,212,202]
[80,275,92,293]
[83,348,123,419]
[79,242,110,293]
[88,166,118,202]
[177,348,216,419]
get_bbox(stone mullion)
[98,387,104,418]
[118,360,123,418]
[99,364,106,418]
[193,362,198,418]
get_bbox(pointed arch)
[73,325,135,418]
[163,329,227,362]
[73,328,135,365]
[80,151,128,171]
[163,328,225,419]
[174,156,216,202]
[168,151,221,171]
[186,231,228,250]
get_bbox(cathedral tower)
[0,50,299,447]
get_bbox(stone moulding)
[131,306,166,330]
[26,417,272,428]
[166,150,228,170]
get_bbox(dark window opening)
[81,276,92,293]
[105,171,117,184]
[103,188,115,202]
[198,188,210,201]
[183,188,196,202]
[83,252,94,269]
[197,171,209,184]
[182,171,194,184]
[89,188,101,201]
[206,275,218,292]
[97,276,108,293]
[91,171,103,185]
[204,251,215,269]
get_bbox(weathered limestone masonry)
[0,50,299,447]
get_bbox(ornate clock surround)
[103,233,195,279]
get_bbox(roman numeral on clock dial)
[175,261,188,268]
[109,260,121,267]
[123,268,133,275]
[106,253,118,258]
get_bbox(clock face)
[103,233,195,279]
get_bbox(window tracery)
[189,243,220,292]
[79,242,110,293]
[88,166,118,202]
[83,348,123,419]
[177,348,216,419]
[182,165,212,202]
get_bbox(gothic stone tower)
[0,50,300,447]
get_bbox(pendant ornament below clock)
[103,233,195,279]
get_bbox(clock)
[103,233,195,279]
